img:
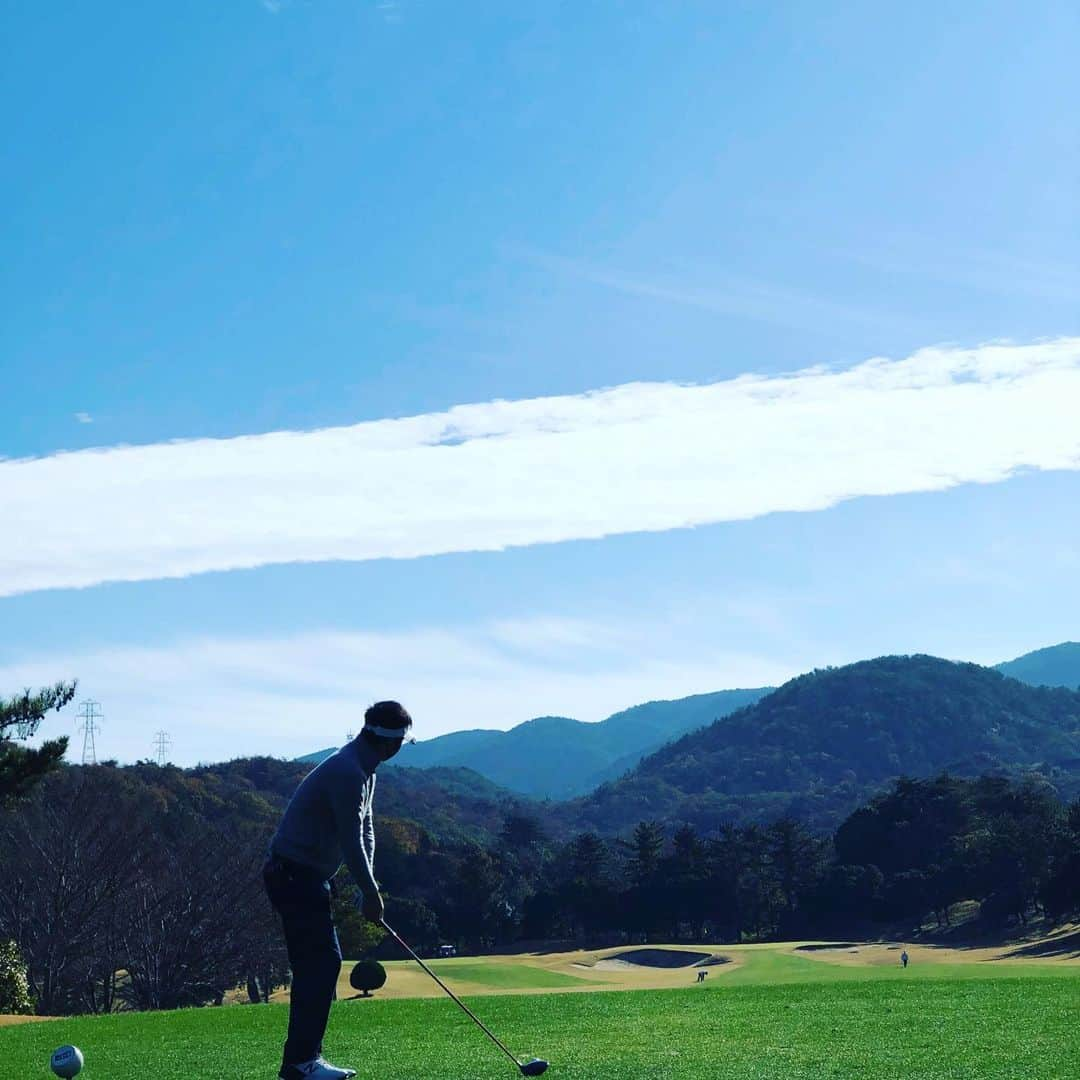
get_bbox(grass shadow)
[998,928,1080,960]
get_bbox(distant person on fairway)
[264,701,413,1080]
[901,949,909,968]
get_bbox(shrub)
[0,939,35,1015]
[348,960,387,997]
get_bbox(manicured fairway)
[3,968,1077,1078]
[411,960,598,989]
[331,931,1079,1001]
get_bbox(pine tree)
[0,682,77,804]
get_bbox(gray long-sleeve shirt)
[269,740,379,897]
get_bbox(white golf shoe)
[278,1058,357,1080]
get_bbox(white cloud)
[3,337,1080,598]
[74,412,93,424]
[0,618,798,765]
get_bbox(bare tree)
[117,816,270,1010]
[0,767,149,1014]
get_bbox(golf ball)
[50,1045,84,1078]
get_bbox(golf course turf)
[2,949,1077,1078]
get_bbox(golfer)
[263,701,413,1080]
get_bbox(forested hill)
[381,687,771,799]
[996,641,1080,689]
[569,655,1080,835]
[199,756,529,845]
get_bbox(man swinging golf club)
[263,701,413,1080]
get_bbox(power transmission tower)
[153,730,172,766]
[346,729,355,742]
[76,700,103,765]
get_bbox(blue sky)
[2,2,1079,764]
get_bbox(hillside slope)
[385,687,770,799]
[996,642,1080,690]
[203,756,528,845]
[569,655,1080,835]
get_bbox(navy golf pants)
[263,855,342,1067]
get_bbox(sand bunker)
[594,949,714,970]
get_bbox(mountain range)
[995,641,1080,689]
[279,650,1080,842]
[565,652,1080,835]
[296,689,769,796]
[386,687,770,799]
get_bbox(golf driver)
[380,919,549,1076]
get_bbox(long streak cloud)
[4,338,1080,598]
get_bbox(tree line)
[2,684,1077,1015]
[495,775,1079,947]
[1,759,1076,1016]
[0,764,289,1014]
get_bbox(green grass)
[3,968,1077,1078]
[715,949,1080,988]
[416,960,597,989]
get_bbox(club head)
[519,1060,549,1076]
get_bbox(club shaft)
[380,920,523,1069]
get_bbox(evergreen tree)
[664,824,709,938]
[501,811,545,849]
[705,827,744,941]
[767,818,827,936]
[628,821,665,886]
[1039,797,1080,917]
[560,832,615,938]
[0,682,77,804]
[568,832,608,885]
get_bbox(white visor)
[363,723,414,740]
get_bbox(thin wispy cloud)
[3,338,1080,599]
[375,1,402,23]
[520,249,917,336]
[844,242,1080,305]
[74,412,93,424]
